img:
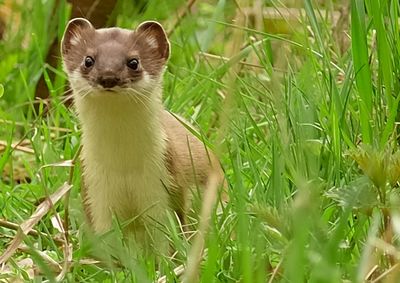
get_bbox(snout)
[97,76,121,88]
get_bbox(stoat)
[61,18,224,252]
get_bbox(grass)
[1,0,400,281]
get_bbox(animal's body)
[61,18,223,252]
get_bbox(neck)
[74,89,166,173]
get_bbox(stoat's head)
[61,18,170,98]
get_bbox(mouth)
[98,84,128,92]
[89,84,131,94]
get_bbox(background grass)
[1,0,400,282]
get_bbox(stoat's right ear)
[61,18,94,56]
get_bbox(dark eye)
[84,56,95,68]
[127,58,139,70]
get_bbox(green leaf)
[351,0,373,144]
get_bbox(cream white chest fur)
[74,87,170,235]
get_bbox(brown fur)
[163,111,224,223]
[62,19,169,83]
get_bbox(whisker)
[125,91,152,113]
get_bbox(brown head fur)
[61,18,170,89]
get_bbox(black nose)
[98,76,120,88]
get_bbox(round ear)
[136,21,170,61]
[61,18,94,56]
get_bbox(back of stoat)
[61,18,224,251]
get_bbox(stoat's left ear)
[136,21,170,61]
